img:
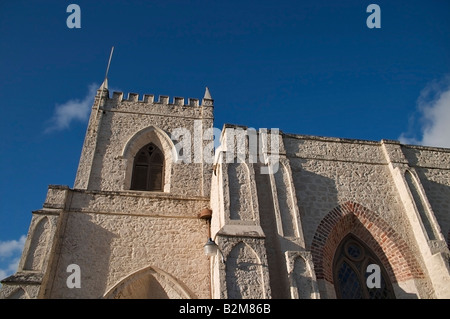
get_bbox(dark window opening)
[131,143,164,191]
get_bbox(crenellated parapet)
[94,88,214,120]
[110,92,208,107]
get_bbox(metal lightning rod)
[95,46,115,121]
[104,46,114,83]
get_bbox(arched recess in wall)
[122,126,178,192]
[310,201,424,296]
[404,169,440,240]
[6,287,29,299]
[292,256,314,299]
[23,216,51,271]
[103,266,196,299]
[274,162,297,237]
[225,242,265,299]
[227,162,254,221]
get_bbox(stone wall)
[44,189,211,298]
[210,129,450,299]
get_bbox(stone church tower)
[1,81,450,299]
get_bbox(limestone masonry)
[1,82,449,299]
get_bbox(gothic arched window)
[333,234,395,299]
[130,143,164,191]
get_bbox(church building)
[1,80,449,299]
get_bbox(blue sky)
[1,1,449,280]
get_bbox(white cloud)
[0,257,21,279]
[399,76,450,148]
[45,83,99,133]
[0,235,26,258]
[0,235,26,281]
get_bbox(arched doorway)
[104,266,196,299]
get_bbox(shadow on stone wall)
[254,160,338,299]
[87,110,113,190]
[48,213,116,298]
[290,159,339,250]
[255,165,290,298]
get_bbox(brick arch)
[311,201,424,284]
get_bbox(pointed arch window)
[333,235,395,299]
[130,143,164,191]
